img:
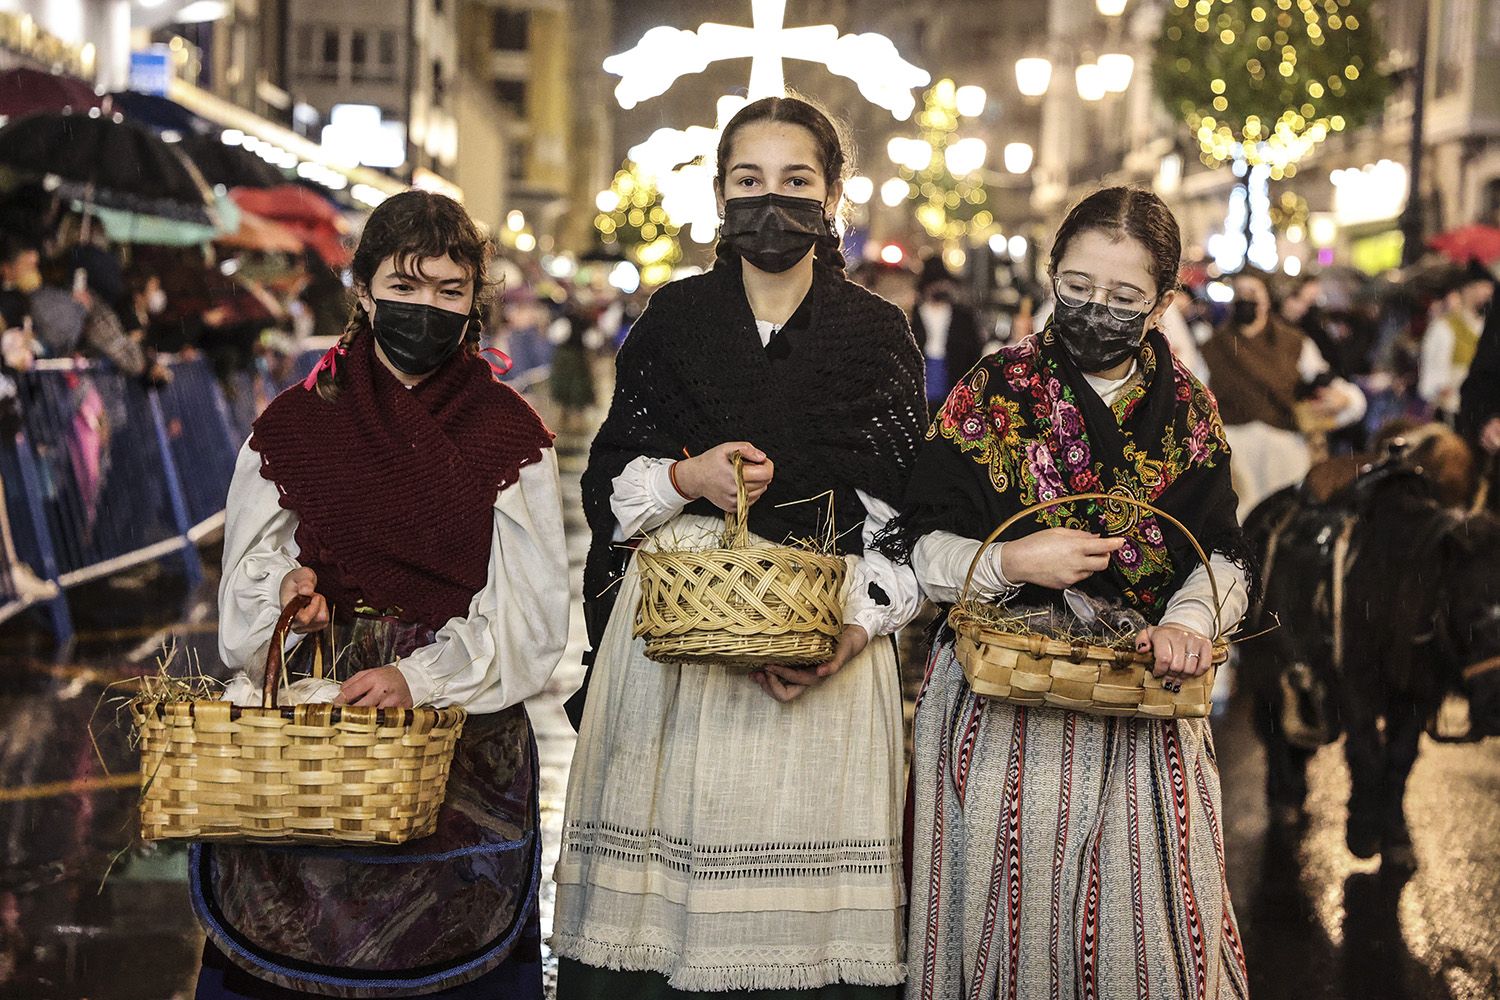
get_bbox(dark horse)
[1240,433,1500,869]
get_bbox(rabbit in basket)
[220,634,343,707]
[1009,588,1150,646]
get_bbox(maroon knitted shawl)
[249,333,554,630]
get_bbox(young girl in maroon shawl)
[197,190,567,999]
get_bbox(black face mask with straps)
[370,298,470,375]
[1051,299,1149,373]
[719,193,828,273]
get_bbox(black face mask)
[719,193,827,273]
[1232,299,1261,326]
[370,298,469,375]
[1052,300,1148,372]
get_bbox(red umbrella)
[1427,223,1500,265]
[0,68,101,118]
[229,184,351,267]
[216,210,306,254]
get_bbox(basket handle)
[263,594,311,709]
[957,491,1224,641]
[720,451,751,549]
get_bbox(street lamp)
[880,177,911,207]
[844,175,874,205]
[1098,53,1134,93]
[944,137,988,176]
[1003,141,1034,173]
[1075,63,1107,102]
[955,85,987,118]
[1096,0,1127,15]
[887,136,933,172]
[1015,57,1053,98]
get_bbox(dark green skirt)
[556,960,901,1000]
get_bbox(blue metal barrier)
[222,369,261,443]
[1,432,73,643]
[155,361,243,527]
[0,355,245,646]
[18,360,184,586]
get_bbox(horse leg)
[1255,690,1312,827]
[1379,701,1425,870]
[1342,713,1385,860]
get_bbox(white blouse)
[219,441,571,713]
[912,363,1251,639]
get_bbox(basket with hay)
[128,594,463,845]
[948,492,1229,720]
[633,453,847,668]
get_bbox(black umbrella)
[178,133,286,189]
[0,111,214,224]
[106,90,213,136]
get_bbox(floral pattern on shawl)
[929,329,1230,609]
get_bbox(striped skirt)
[906,640,1250,1000]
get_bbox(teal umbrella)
[72,194,241,247]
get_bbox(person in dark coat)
[910,255,984,408]
[1460,295,1500,460]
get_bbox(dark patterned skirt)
[191,613,542,998]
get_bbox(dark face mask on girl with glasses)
[1049,272,1157,373]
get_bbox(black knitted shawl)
[581,259,926,612]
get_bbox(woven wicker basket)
[948,492,1229,720]
[634,454,846,667]
[131,596,464,845]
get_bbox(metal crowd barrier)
[0,345,557,647]
[0,356,246,646]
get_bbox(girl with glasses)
[885,186,1253,1000]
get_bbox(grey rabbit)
[1063,588,1150,640]
[1006,590,1149,644]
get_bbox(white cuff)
[395,658,436,707]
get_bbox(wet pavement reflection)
[2,426,1498,998]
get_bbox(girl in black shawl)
[551,96,925,998]
[897,188,1254,1000]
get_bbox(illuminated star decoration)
[602,0,930,243]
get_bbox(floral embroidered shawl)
[884,325,1249,620]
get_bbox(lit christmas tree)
[893,79,995,242]
[594,163,683,288]
[1153,0,1390,180]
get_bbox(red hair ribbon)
[301,342,348,391]
[480,346,513,379]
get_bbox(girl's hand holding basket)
[279,567,330,634]
[674,442,774,511]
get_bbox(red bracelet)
[668,460,694,501]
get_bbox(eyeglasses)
[1053,271,1157,322]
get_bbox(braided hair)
[713,95,851,274]
[316,190,494,402]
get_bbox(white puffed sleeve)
[397,448,570,712]
[219,441,302,670]
[841,491,921,638]
[1157,553,1250,638]
[610,455,690,540]
[911,531,1021,605]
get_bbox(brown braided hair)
[317,189,496,401]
